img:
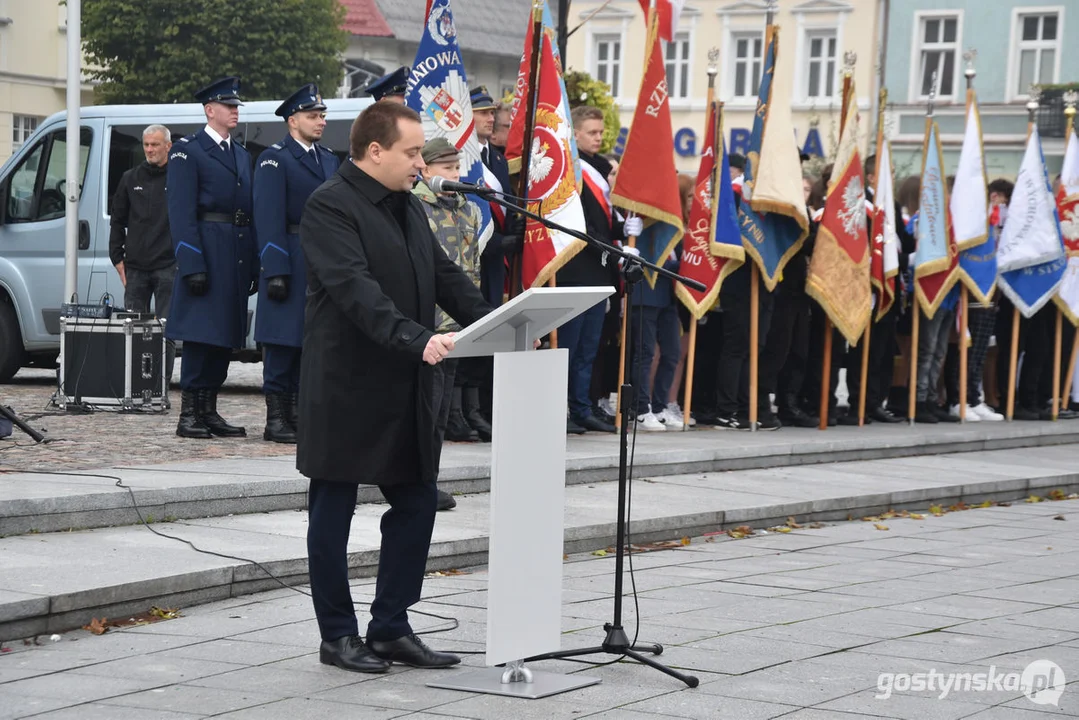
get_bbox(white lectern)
[427,286,613,699]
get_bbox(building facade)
[566,0,883,173]
[0,0,94,164]
[341,0,528,105]
[883,0,1078,180]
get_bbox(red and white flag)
[636,0,684,42]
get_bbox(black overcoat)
[296,162,489,486]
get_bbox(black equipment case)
[58,316,169,410]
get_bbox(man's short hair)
[350,102,422,159]
[863,153,876,177]
[729,153,746,171]
[143,124,171,141]
[988,177,1015,202]
[571,105,604,128]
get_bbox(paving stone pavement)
[2,499,1078,718]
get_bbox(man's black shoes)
[436,489,457,511]
[870,406,903,423]
[368,633,461,668]
[576,414,616,433]
[320,635,390,673]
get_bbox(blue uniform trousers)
[179,341,231,390]
[262,344,301,394]
[307,477,438,642]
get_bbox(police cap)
[366,66,410,101]
[469,85,496,111]
[276,83,328,118]
[195,76,243,106]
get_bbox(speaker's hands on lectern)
[423,333,456,365]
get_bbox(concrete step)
[2,420,1078,536]
[1,443,1077,642]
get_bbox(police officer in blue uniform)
[254,84,340,443]
[364,66,409,103]
[167,76,257,439]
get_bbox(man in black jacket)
[299,102,489,674]
[110,124,176,378]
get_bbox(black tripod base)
[0,404,45,443]
[524,623,699,688]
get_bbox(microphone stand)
[482,190,702,688]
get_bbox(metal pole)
[557,0,570,62]
[63,0,82,304]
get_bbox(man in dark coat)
[253,83,340,444]
[298,102,490,674]
[167,76,257,439]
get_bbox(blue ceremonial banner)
[405,0,492,250]
[997,127,1066,317]
[958,226,997,304]
[738,27,808,292]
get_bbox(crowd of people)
[103,64,1078,677]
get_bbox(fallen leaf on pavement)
[874,523,889,531]
[1026,495,1043,503]
[1054,515,1066,521]
[909,513,925,520]
[592,549,608,557]
[680,537,691,546]
[726,525,754,539]
[928,505,945,516]
[1048,489,1066,501]
[83,618,108,635]
[786,517,803,529]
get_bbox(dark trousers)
[480,249,505,309]
[432,358,458,477]
[590,296,624,406]
[846,305,899,411]
[691,311,723,416]
[1019,305,1055,411]
[776,294,812,410]
[307,477,438,643]
[124,266,176,381]
[262,344,301,394]
[179,341,230,390]
[760,284,805,410]
[716,281,774,417]
[629,304,680,414]
[803,304,844,415]
[558,299,606,421]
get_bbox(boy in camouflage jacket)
[413,138,483,510]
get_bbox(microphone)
[428,176,497,196]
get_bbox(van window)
[108,124,201,213]
[241,121,350,164]
[3,126,92,223]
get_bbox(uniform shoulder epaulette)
[271,143,283,150]
[178,136,192,143]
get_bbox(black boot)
[197,389,247,437]
[462,387,492,441]
[446,387,478,442]
[778,394,818,428]
[287,391,299,432]
[176,389,213,439]
[263,393,297,444]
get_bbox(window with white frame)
[593,34,621,97]
[915,14,959,99]
[731,31,764,99]
[12,115,39,152]
[664,33,691,100]
[804,30,838,100]
[1015,11,1059,94]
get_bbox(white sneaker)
[597,396,615,418]
[656,406,687,430]
[949,404,980,422]
[636,411,666,431]
[666,401,696,426]
[972,402,1004,421]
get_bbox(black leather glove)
[501,234,522,252]
[266,276,289,302]
[505,213,526,237]
[186,272,208,296]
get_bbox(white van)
[0,97,371,383]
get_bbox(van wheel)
[0,300,25,383]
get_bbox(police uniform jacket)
[297,162,490,486]
[480,142,513,306]
[253,135,340,347]
[166,130,257,348]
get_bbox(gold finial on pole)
[1064,89,1078,119]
